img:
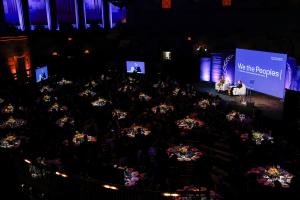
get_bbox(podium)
[247,80,255,108]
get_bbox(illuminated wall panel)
[109,3,126,28]
[28,0,49,29]
[2,0,24,30]
[222,0,232,7]
[84,0,104,28]
[56,0,76,29]
[162,0,171,9]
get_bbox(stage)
[196,81,284,120]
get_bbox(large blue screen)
[235,48,287,98]
[36,66,48,82]
[126,61,145,74]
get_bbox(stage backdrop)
[235,48,287,99]
[200,50,300,94]
[200,51,235,84]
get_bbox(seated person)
[228,80,240,95]
[230,80,247,102]
[215,76,229,92]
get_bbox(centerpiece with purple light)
[123,125,151,138]
[0,116,26,129]
[112,109,128,120]
[248,165,293,188]
[91,97,111,107]
[40,85,54,93]
[124,167,145,187]
[2,103,14,114]
[195,99,210,109]
[176,115,204,131]
[139,93,152,101]
[56,115,75,128]
[226,111,246,122]
[240,131,274,145]
[48,103,68,112]
[43,95,51,103]
[79,89,96,97]
[151,104,174,114]
[72,131,97,146]
[173,87,187,96]
[0,134,21,149]
[57,78,73,86]
[176,185,223,200]
[166,145,203,161]
[84,80,98,88]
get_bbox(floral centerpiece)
[0,134,21,149]
[72,131,96,145]
[153,82,167,88]
[166,145,203,161]
[57,78,73,86]
[176,185,222,200]
[226,111,245,122]
[40,85,53,93]
[151,104,174,114]
[43,95,51,103]
[176,117,204,131]
[56,116,75,128]
[123,125,151,138]
[118,85,135,93]
[124,168,145,187]
[252,131,274,145]
[266,166,280,178]
[196,99,210,109]
[2,104,14,114]
[91,98,111,107]
[84,80,98,88]
[79,89,96,97]
[112,109,127,120]
[248,165,293,188]
[48,103,68,112]
[139,93,152,101]
[0,116,26,129]
[29,165,49,179]
[173,88,186,96]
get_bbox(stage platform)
[196,81,284,120]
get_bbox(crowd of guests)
[0,66,300,200]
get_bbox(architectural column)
[103,0,111,29]
[0,0,5,25]
[75,0,86,30]
[47,0,57,30]
[21,0,31,31]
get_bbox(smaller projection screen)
[126,61,145,74]
[35,66,48,82]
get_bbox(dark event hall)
[1,0,300,199]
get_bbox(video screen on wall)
[235,48,287,98]
[126,61,145,74]
[35,66,48,82]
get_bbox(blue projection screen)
[235,48,287,98]
[126,61,145,74]
[36,66,48,82]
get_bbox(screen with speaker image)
[235,48,287,98]
[35,66,48,82]
[126,61,145,74]
[162,51,171,61]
